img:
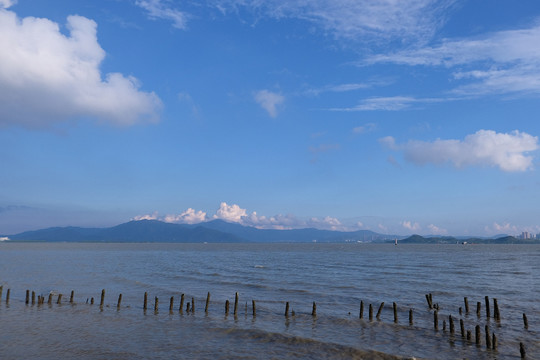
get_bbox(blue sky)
[1,0,540,236]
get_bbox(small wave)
[254,265,265,268]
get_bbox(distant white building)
[0,237,9,241]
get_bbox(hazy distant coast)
[2,219,537,244]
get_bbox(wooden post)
[409,309,413,325]
[285,302,289,317]
[443,320,446,331]
[32,291,35,305]
[393,302,398,323]
[117,294,122,310]
[520,342,526,359]
[100,289,105,307]
[48,293,53,305]
[225,300,230,315]
[369,304,373,321]
[425,294,432,309]
[492,332,497,350]
[252,300,256,317]
[476,301,481,317]
[376,302,384,320]
[460,318,465,338]
[234,292,239,316]
[191,297,195,313]
[523,313,528,329]
[467,330,471,341]
[449,315,455,334]
[205,292,210,313]
[179,294,185,313]
[70,290,74,304]
[485,296,490,318]
[312,302,316,317]
[154,297,159,312]
[493,298,500,320]
[475,325,481,345]
[6,288,10,304]
[359,300,364,319]
[186,302,190,313]
[90,297,94,305]
[485,325,491,349]
[434,310,438,330]
[169,296,174,312]
[144,292,148,310]
[25,290,29,305]
[0,285,2,300]
[57,294,62,305]
[464,297,469,314]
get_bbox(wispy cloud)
[331,96,447,111]
[352,123,376,134]
[401,220,421,232]
[381,130,539,172]
[427,224,447,235]
[254,90,284,117]
[366,22,540,96]
[0,0,15,8]
[0,9,161,129]
[213,0,457,44]
[135,0,189,29]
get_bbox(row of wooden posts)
[0,285,531,358]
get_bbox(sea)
[0,242,538,359]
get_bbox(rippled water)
[0,243,538,359]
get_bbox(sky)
[1,0,540,236]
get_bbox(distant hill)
[6,219,399,243]
[398,234,540,245]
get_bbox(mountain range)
[2,219,397,243]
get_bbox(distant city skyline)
[1,1,540,236]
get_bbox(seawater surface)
[0,242,538,359]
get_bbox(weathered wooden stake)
[143,292,148,310]
[6,288,10,304]
[475,325,481,345]
[359,300,364,319]
[449,315,455,334]
[459,307,462,315]
[70,290,74,304]
[192,297,195,313]
[520,342,526,358]
[117,294,122,309]
[485,325,491,349]
[285,301,290,317]
[443,320,446,331]
[252,300,256,317]
[225,300,230,315]
[376,302,385,320]
[485,296,490,318]
[492,332,497,350]
[493,298,500,320]
[369,304,373,321]
[0,285,2,299]
[434,310,438,330]
[464,297,469,314]
[312,301,317,317]
[393,302,398,323]
[523,313,528,329]
[425,294,432,309]
[57,294,62,305]
[460,319,465,338]
[186,302,190,312]
[234,292,239,316]
[154,297,159,312]
[100,289,105,307]
[90,297,94,305]
[48,293,53,305]
[409,309,413,325]
[205,292,210,313]
[25,290,29,305]
[32,291,35,305]
[467,330,471,341]
[476,301,481,317]
[179,294,185,313]
[169,296,174,312]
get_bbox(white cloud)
[401,220,421,232]
[332,96,446,111]
[0,9,161,128]
[353,123,376,134]
[213,202,248,223]
[132,212,159,221]
[366,22,540,96]
[135,0,188,29]
[164,208,207,224]
[382,130,539,172]
[427,224,447,235]
[214,0,457,44]
[254,90,284,117]
[0,0,15,9]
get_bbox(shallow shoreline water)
[0,242,538,359]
